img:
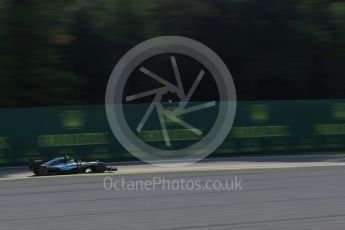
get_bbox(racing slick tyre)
[38,166,49,176]
[91,163,106,173]
[29,160,43,176]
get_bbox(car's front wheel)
[91,163,106,173]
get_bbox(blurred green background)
[0,100,344,166]
[0,0,344,107]
[0,0,344,166]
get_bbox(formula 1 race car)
[29,156,117,176]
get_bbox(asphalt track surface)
[1,157,345,229]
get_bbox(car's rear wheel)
[29,160,43,176]
[38,166,49,176]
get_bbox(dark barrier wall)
[0,100,345,167]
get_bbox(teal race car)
[29,156,118,176]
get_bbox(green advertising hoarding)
[0,100,344,167]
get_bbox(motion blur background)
[0,0,344,107]
[0,0,344,166]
